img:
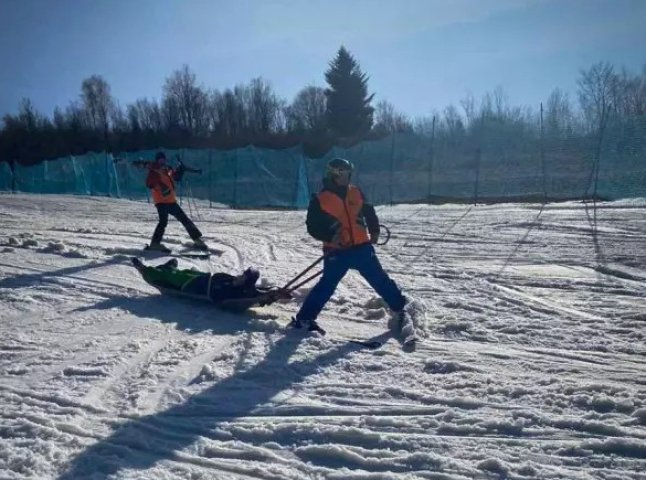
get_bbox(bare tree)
[1,99,51,162]
[80,75,114,138]
[127,99,163,131]
[545,88,575,138]
[16,98,48,131]
[412,115,437,138]
[460,93,477,130]
[212,86,247,138]
[206,89,222,135]
[441,104,465,139]
[109,103,128,134]
[493,86,507,120]
[161,94,182,133]
[1,100,38,135]
[577,62,617,134]
[246,77,284,134]
[163,65,209,135]
[285,85,327,133]
[372,100,413,135]
[614,67,646,117]
[61,102,85,132]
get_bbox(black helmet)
[155,151,167,161]
[326,157,354,179]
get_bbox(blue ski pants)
[296,243,406,322]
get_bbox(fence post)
[474,113,485,205]
[104,151,109,197]
[427,116,436,201]
[10,159,16,193]
[294,152,300,209]
[540,102,547,202]
[208,149,213,208]
[124,155,129,199]
[592,119,606,200]
[178,151,183,206]
[233,149,239,208]
[389,134,395,205]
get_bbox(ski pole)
[185,183,193,217]
[189,183,203,221]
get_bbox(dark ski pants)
[151,202,202,244]
[296,243,406,322]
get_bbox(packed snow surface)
[1,193,645,479]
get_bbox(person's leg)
[295,253,350,323]
[168,203,202,240]
[208,273,244,302]
[151,204,170,245]
[353,244,406,312]
[140,263,198,290]
[183,273,211,296]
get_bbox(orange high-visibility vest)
[147,167,177,204]
[318,185,370,249]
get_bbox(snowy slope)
[0,193,645,480]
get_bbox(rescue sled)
[131,257,292,313]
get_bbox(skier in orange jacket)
[145,151,207,252]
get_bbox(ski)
[285,319,382,350]
[142,245,220,259]
[171,251,211,259]
[401,334,417,351]
[308,321,326,336]
[346,339,383,349]
[313,335,383,350]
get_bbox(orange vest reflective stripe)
[150,168,177,204]
[318,185,370,249]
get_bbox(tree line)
[1,46,645,167]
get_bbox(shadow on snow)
[59,291,391,479]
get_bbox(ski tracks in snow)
[1,195,645,479]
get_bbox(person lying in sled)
[131,258,286,309]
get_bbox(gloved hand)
[370,232,380,244]
[160,186,171,197]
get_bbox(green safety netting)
[2,127,645,206]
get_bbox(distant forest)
[1,46,644,165]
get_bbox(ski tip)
[143,245,172,254]
[131,257,144,269]
[175,252,211,259]
[347,340,382,349]
[309,328,327,336]
[402,338,417,352]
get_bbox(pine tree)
[324,46,374,137]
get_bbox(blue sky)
[0,0,644,120]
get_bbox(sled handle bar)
[375,224,390,246]
[280,254,326,291]
[280,244,362,291]
[285,269,324,293]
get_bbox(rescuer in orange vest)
[145,151,207,252]
[290,158,407,335]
